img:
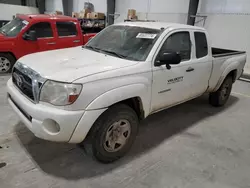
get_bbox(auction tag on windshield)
[136,33,157,39]
[22,20,29,25]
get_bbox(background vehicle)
[7,22,246,163]
[0,14,96,73]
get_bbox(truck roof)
[115,21,205,31]
[17,14,77,22]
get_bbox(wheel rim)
[103,119,131,152]
[221,82,230,101]
[0,57,11,73]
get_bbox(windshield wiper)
[0,30,6,35]
[100,50,127,59]
[83,45,101,52]
[84,46,134,60]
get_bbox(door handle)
[47,42,56,45]
[73,40,80,43]
[186,67,194,72]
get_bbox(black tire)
[209,76,233,107]
[82,104,139,163]
[0,53,16,74]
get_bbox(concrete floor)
[1,75,250,188]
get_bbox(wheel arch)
[213,69,237,92]
[112,97,145,120]
[0,51,17,60]
[69,84,150,143]
[228,69,237,83]
[86,84,150,118]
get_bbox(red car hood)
[0,33,6,39]
[0,33,14,42]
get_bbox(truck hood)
[18,47,139,82]
[0,33,13,42]
[0,33,5,39]
[0,33,15,41]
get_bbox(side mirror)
[154,52,181,69]
[23,30,37,41]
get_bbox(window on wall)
[194,32,208,58]
[56,22,77,37]
[27,22,53,38]
[159,32,191,61]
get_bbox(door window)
[27,22,53,38]
[194,32,208,58]
[158,32,191,61]
[56,22,77,37]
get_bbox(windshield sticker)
[22,20,29,25]
[136,33,157,39]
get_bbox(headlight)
[40,80,82,106]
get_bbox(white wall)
[45,0,63,14]
[198,0,250,14]
[197,0,250,73]
[0,3,39,20]
[115,0,189,23]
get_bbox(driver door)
[151,31,194,113]
[18,22,56,57]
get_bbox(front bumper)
[7,78,85,142]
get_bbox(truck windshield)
[0,18,28,37]
[85,25,161,61]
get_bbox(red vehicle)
[0,14,96,73]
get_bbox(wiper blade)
[100,50,127,59]
[84,46,134,60]
[83,45,101,52]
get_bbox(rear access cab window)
[194,32,208,58]
[56,22,78,37]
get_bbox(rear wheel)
[0,53,16,73]
[209,76,233,107]
[82,104,139,163]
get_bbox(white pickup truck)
[7,22,246,163]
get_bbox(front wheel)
[0,53,16,74]
[209,76,233,107]
[82,104,139,163]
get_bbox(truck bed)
[209,47,246,93]
[212,47,245,58]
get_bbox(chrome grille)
[12,62,46,103]
[13,67,34,100]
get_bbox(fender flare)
[213,66,237,92]
[69,84,150,143]
[86,83,150,116]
